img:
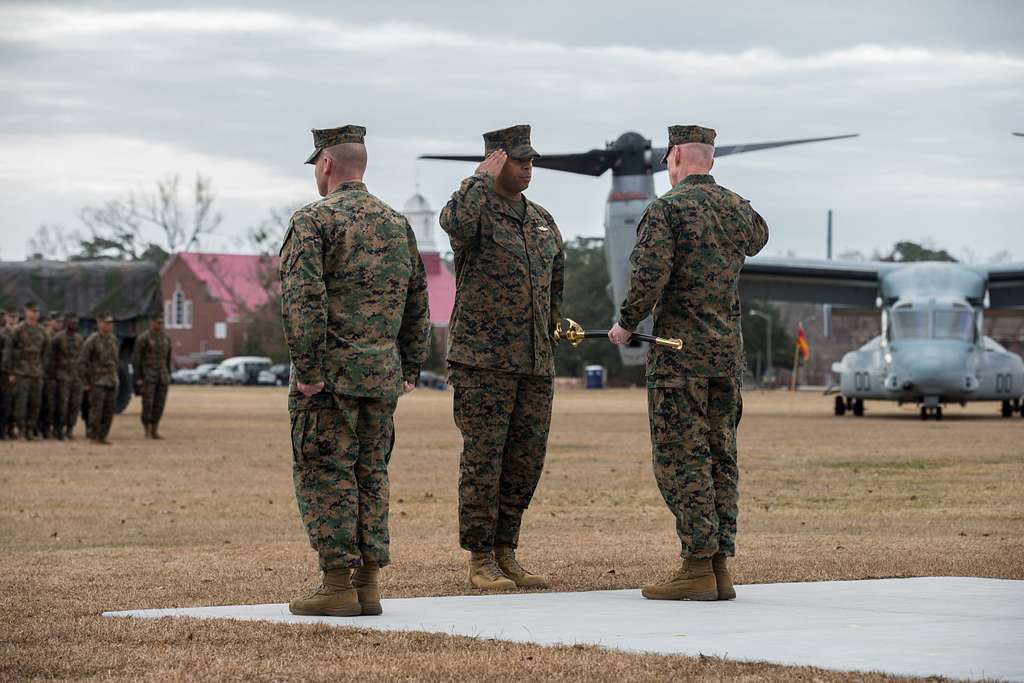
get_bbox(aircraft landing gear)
[920,406,943,421]
[852,399,865,417]
[1002,400,1014,418]
[834,396,846,416]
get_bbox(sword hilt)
[554,318,683,351]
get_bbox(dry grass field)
[1,385,1022,681]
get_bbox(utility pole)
[824,209,833,339]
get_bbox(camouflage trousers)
[38,379,54,434]
[450,364,553,552]
[87,385,117,440]
[648,377,742,559]
[140,381,169,425]
[11,375,43,430]
[54,379,84,429]
[0,380,10,434]
[290,394,397,571]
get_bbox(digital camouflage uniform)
[81,330,120,441]
[282,125,431,572]
[619,126,768,560]
[3,321,47,433]
[0,324,11,437]
[40,321,58,436]
[439,124,565,552]
[132,327,172,429]
[49,328,85,434]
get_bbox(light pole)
[750,310,772,386]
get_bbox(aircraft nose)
[897,346,975,395]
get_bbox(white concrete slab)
[104,577,1024,681]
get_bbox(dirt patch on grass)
[1,386,1021,680]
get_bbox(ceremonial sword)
[554,318,683,351]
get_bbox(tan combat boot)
[289,568,361,617]
[468,551,516,591]
[495,546,549,589]
[712,554,736,600]
[641,557,718,601]
[151,422,162,440]
[351,560,382,616]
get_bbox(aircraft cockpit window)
[891,309,929,340]
[934,309,975,341]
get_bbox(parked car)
[208,356,272,385]
[417,370,447,390]
[257,363,291,387]
[170,368,196,384]
[192,363,219,384]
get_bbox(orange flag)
[796,325,810,362]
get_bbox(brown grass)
[1,386,1021,681]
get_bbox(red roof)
[166,251,455,326]
[166,252,279,319]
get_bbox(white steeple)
[403,191,437,253]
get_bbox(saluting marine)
[440,124,564,591]
[3,302,47,441]
[610,125,769,602]
[132,314,172,439]
[281,125,431,617]
[81,312,120,445]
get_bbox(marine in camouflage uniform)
[39,312,62,438]
[81,313,121,444]
[132,315,172,439]
[281,125,430,618]
[440,124,564,590]
[50,313,85,440]
[612,125,768,601]
[0,310,14,439]
[3,303,47,440]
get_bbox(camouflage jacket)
[618,174,769,383]
[81,331,120,388]
[2,322,47,378]
[439,173,564,376]
[49,330,85,382]
[280,180,431,408]
[132,329,172,384]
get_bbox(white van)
[208,356,272,386]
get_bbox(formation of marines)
[281,122,766,616]
[0,305,173,445]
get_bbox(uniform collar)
[328,180,367,195]
[676,174,716,188]
[489,190,529,223]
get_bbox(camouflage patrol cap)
[483,124,540,160]
[97,311,114,323]
[304,125,367,164]
[152,313,164,322]
[660,125,717,164]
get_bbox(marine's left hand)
[608,323,632,346]
[297,381,324,397]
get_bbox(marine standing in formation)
[610,125,769,601]
[81,313,121,445]
[281,125,431,617]
[3,302,47,441]
[0,309,14,439]
[39,311,63,438]
[48,313,85,440]
[133,314,172,439]
[440,125,564,591]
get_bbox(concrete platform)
[104,577,1024,681]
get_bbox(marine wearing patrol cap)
[660,125,717,164]
[98,312,114,323]
[483,124,540,160]
[304,125,367,164]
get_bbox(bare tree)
[26,173,223,264]
[246,202,304,254]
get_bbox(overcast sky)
[1,1,1021,262]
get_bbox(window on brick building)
[165,283,193,330]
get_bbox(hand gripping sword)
[553,318,683,351]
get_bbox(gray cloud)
[0,2,1022,263]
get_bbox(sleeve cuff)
[402,365,421,386]
[296,369,323,385]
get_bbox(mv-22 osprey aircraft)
[423,131,1024,419]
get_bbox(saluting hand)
[476,150,507,180]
